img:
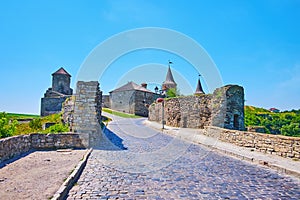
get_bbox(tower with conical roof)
[162,61,177,91]
[194,75,205,95]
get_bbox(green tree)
[166,88,180,98]
[244,106,300,136]
[0,112,18,138]
[281,123,300,136]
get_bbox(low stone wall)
[0,133,84,163]
[205,126,300,158]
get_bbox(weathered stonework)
[109,82,159,117]
[0,133,84,163]
[41,97,68,116]
[149,85,245,130]
[72,81,102,147]
[40,68,73,116]
[203,126,300,159]
[211,85,245,130]
[62,96,75,131]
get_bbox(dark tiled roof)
[163,66,176,84]
[110,81,153,93]
[195,78,205,94]
[52,67,71,77]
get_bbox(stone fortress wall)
[149,85,245,130]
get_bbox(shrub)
[281,123,300,137]
[29,118,42,130]
[45,123,69,133]
[0,112,18,138]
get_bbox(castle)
[40,67,73,116]
[104,64,177,117]
[40,65,245,131]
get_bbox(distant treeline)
[245,106,300,137]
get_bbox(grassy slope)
[102,108,141,118]
[7,113,39,119]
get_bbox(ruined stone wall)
[204,126,300,159]
[210,85,244,130]
[72,81,102,147]
[162,96,211,128]
[148,85,244,130]
[0,133,84,163]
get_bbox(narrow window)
[233,114,239,129]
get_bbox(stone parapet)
[204,126,300,159]
[0,133,84,163]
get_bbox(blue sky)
[0,0,299,114]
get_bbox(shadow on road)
[94,127,127,151]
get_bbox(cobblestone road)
[67,118,300,199]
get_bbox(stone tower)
[194,76,205,95]
[162,65,177,91]
[40,67,73,116]
[52,67,73,95]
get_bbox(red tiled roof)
[52,67,71,77]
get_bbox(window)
[233,114,239,129]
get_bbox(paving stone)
[66,118,300,199]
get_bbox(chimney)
[141,83,147,89]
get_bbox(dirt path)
[0,149,87,200]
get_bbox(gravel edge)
[51,148,93,200]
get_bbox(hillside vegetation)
[245,106,300,137]
[0,112,69,138]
